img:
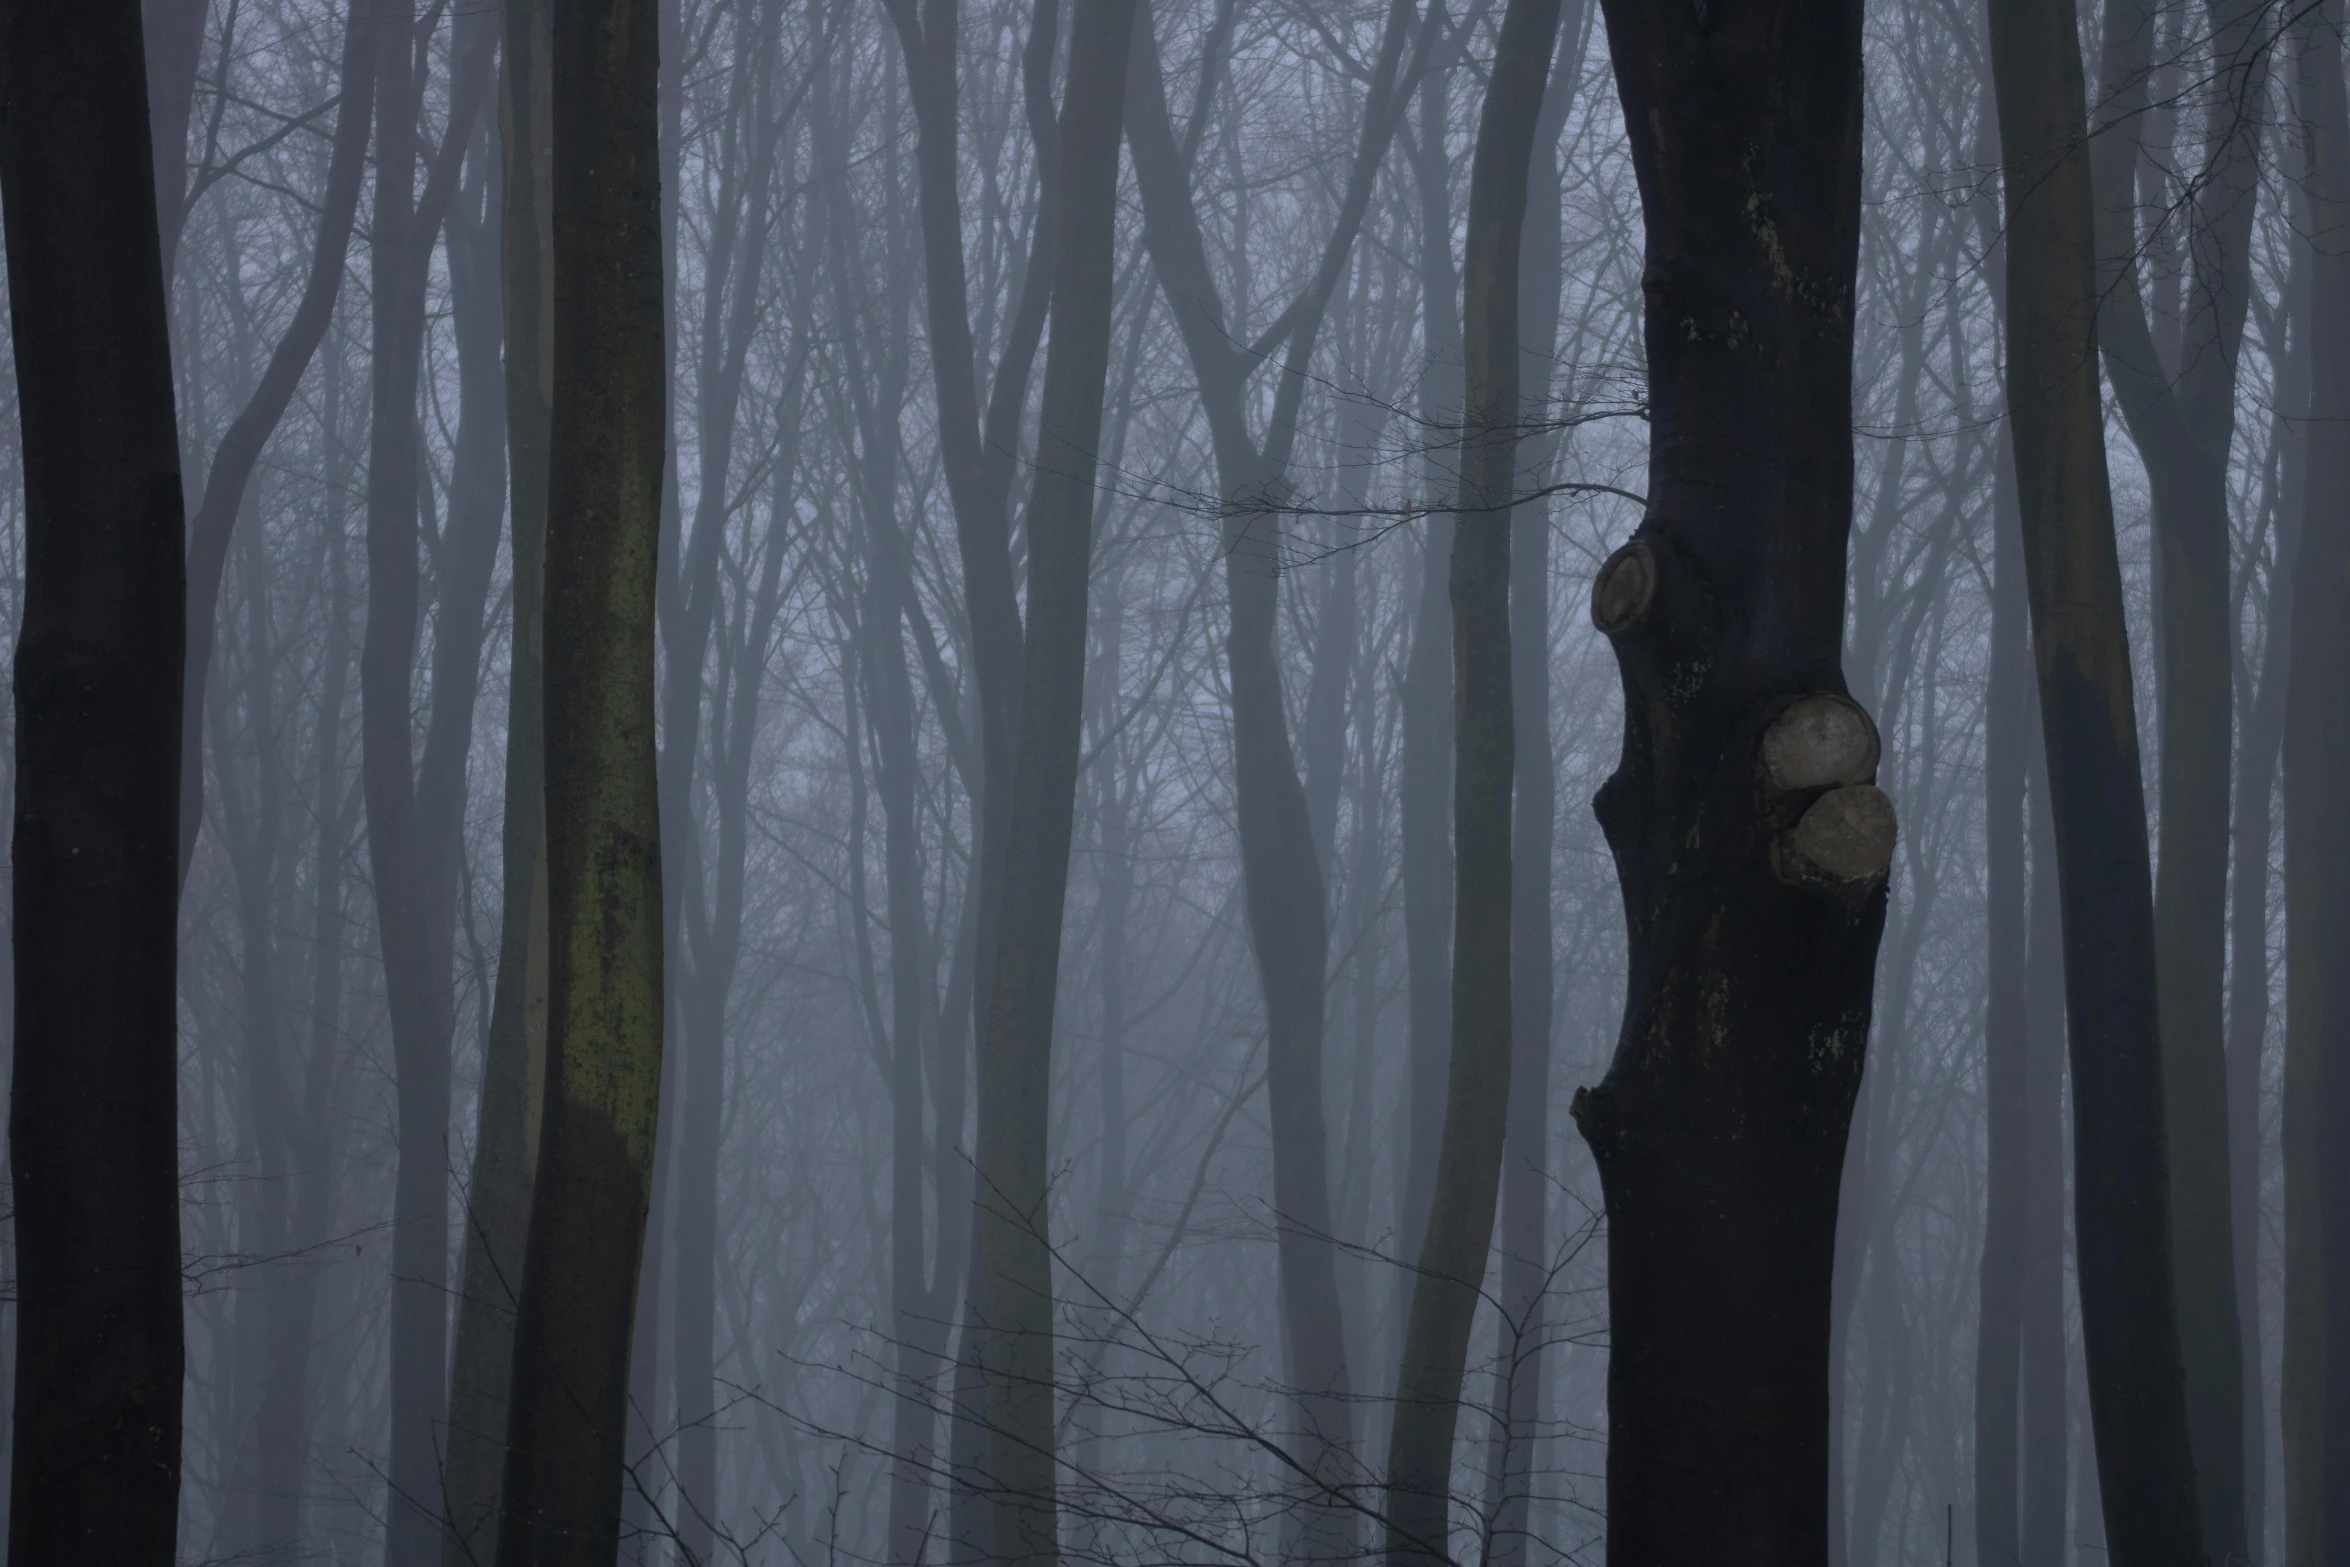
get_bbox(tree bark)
[973,10,1137,1562]
[1383,3,1561,1560]
[0,0,187,1554]
[2289,6,2350,1564]
[1568,0,1889,1556]
[1982,0,2207,1550]
[494,0,666,1550]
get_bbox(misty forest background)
[0,0,2325,1561]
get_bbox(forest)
[0,0,2335,1561]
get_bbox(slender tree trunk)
[442,0,554,1554]
[2087,0,2268,1547]
[2020,739,2070,1566]
[1482,21,1582,1561]
[495,0,666,1550]
[1569,0,1890,1556]
[176,0,374,884]
[361,12,498,1560]
[1983,0,2207,1549]
[218,513,295,1557]
[1383,3,1560,1559]
[1396,61,1457,1381]
[0,0,186,1554]
[1977,400,2032,1567]
[973,11,1137,1562]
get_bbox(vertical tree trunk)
[2019,741,2071,1566]
[2290,4,2350,1562]
[360,13,497,1560]
[495,0,666,1550]
[2086,0,2268,1546]
[1396,60,1457,1379]
[442,0,553,1555]
[1976,408,2032,1567]
[973,12,1138,1565]
[1383,3,1560,1559]
[1569,0,1889,1556]
[0,0,187,1553]
[1482,19,1583,1561]
[1982,0,2207,1549]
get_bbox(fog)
[0,0,2321,1563]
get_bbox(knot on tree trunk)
[1591,538,1657,635]
[1758,693,1892,898]
[1772,784,1896,894]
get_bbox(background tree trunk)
[1983,0,2207,1548]
[974,8,1136,1561]
[1383,3,1560,1559]
[441,0,555,1554]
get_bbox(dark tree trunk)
[2292,2,2350,1559]
[1982,0,2207,1550]
[494,0,667,1550]
[1568,0,1890,1557]
[0,0,187,1555]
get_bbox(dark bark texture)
[495,0,667,1552]
[1569,0,1889,1558]
[0,0,188,1558]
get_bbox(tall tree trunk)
[495,0,666,1549]
[1481,19,1583,1561]
[217,513,294,1558]
[2020,738,2071,1566]
[442,0,554,1554]
[1982,0,2207,1549]
[1395,58,1457,1384]
[360,13,496,1561]
[2289,4,2350,1563]
[1976,397,2032,1567]
[1569,0,1889,1556]
[0,0,187,1554]
[1383,3,1561,1559]
[973,11,1136,1563]
[2087,0,2268,1547]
